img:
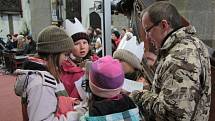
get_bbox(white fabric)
[63,18,86,37]
[74,77,88,100]
[117,32,144,62]
[122,78,144,92]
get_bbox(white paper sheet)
[74,77,88,100]
[122,78,144,92]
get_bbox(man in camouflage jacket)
[130,1,211,121]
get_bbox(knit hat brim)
[88,56,124,98]
[37,38,73,53]
[113,49,142,70]
[89,75,123,98]
[71,32,90,43]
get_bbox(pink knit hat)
[89,56,124,98]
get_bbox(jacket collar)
[158,26,196,59]
[61,59,84,73]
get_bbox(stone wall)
[112,14,129,31]
[170,0,215,48]
[0,15,22,42]
[30,0,51,41]
[0,16,10,42]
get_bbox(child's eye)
[83,41,88,44]
[74,42,80,45]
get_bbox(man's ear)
[160,20,171,33]
[160,20,170,30]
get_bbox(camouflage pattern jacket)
[131,26,211,121]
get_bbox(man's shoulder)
[171,31,208,60]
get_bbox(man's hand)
[129,89,148,100]
[121,89,131,95]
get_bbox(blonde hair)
[46,53,62,82]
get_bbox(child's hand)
[55,96,80,118]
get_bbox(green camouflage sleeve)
[130,41,203,121]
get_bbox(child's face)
[119,61,135,74]
[72,39,89,58]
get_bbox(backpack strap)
[15,70,36,96]
[14,70,38,104]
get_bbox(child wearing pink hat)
[80,56,140,121]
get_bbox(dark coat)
[89,94,136,116]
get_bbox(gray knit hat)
[37,26,74,53]
[113,49,142,70]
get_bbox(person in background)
[86,27,94,42]
[126,27,133,33]
[87,27,96,54]
[12,33,18,48]
[14,26,80,121]
[80,56,140,121]
[120,28,126,39]
[17,35,26,49]
[111,38,117,54]
[93,28,102,54]
[23,36,36,55]
[130,1,211,121]
[93,28,102,42]
[112,30,121,47]
[5,34,14,50]
[94,37,102,57]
